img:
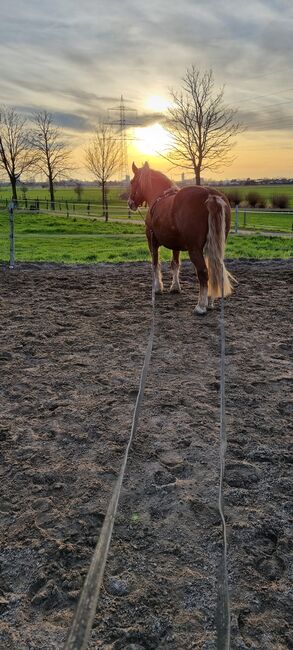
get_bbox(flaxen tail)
[204,195,234,299]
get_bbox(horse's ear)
[132,162,138,173]
[144,161,150,169]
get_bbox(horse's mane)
[139,165,178,196]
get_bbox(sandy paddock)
[0,259,292,649]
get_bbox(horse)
[128,162,234,314]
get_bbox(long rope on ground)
[63,283,155,650]
[63,250,230,648]
[215,264,231,650]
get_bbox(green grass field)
[0,183,293,207]
[0,210,292,263]
[234,209,292,232]
[0,186,125,206]
[1,184,292,233]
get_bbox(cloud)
[0,0,292,179]
[1,2,292,101]
[238,107,293,131]
[46,111,92,132]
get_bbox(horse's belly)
[160,236,188,250]
[152,224,187,250]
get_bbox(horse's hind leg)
[170,250,181,293]
[147,230,163,293]
[188,248,208,315]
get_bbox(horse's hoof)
[195,305,207,315]
[170,286,181,294]
[207,301,215,310]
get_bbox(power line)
[234,85,293,103]
[242,119,293,129]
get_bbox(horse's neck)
[146,173,173,205]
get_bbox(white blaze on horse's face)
[128,196,137,211]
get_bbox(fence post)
[244,209,247,228]
[8,201,15,269]
[235,205,239,233]
[66,200,69,217]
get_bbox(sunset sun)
[134,123,173,156]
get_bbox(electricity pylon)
[108,96,137,183]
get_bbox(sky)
[0,0,293,181]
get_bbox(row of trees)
[0,108,122,215]
[0,109,72,208]
[0,68,243,213]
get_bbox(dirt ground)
[0,259,292,650]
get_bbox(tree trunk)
[105,187,109,222]
[195,167,201,185]
[10,176,18,204]
[102,181,108,222]
[49,174,55,210]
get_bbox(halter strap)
[150,186,178,218]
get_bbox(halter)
[149,186,178,218]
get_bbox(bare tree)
[85,122,122,221]
[0,106,37,202]
[30,110,72,209]
[73,182,84,202]
[164,67,244,185]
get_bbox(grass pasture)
[0,186,125,207]
[1,183,293,207]
[234,209,292,233]
[1,182,293,236]
[1,198,292,235]
[0,210,292,264]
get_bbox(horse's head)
[128,161,149,211]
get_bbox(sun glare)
[134,123,173,156]
[145,95,171,113]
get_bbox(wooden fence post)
[235,205,239,233]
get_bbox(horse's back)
[176,185,229,209]
[175,185,230,216]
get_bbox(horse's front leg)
[147,230,163,293]
[170,250,181,293]
[188,248,208,315]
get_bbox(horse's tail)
[204,195,234,299]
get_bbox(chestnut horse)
[128,162,233,314]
